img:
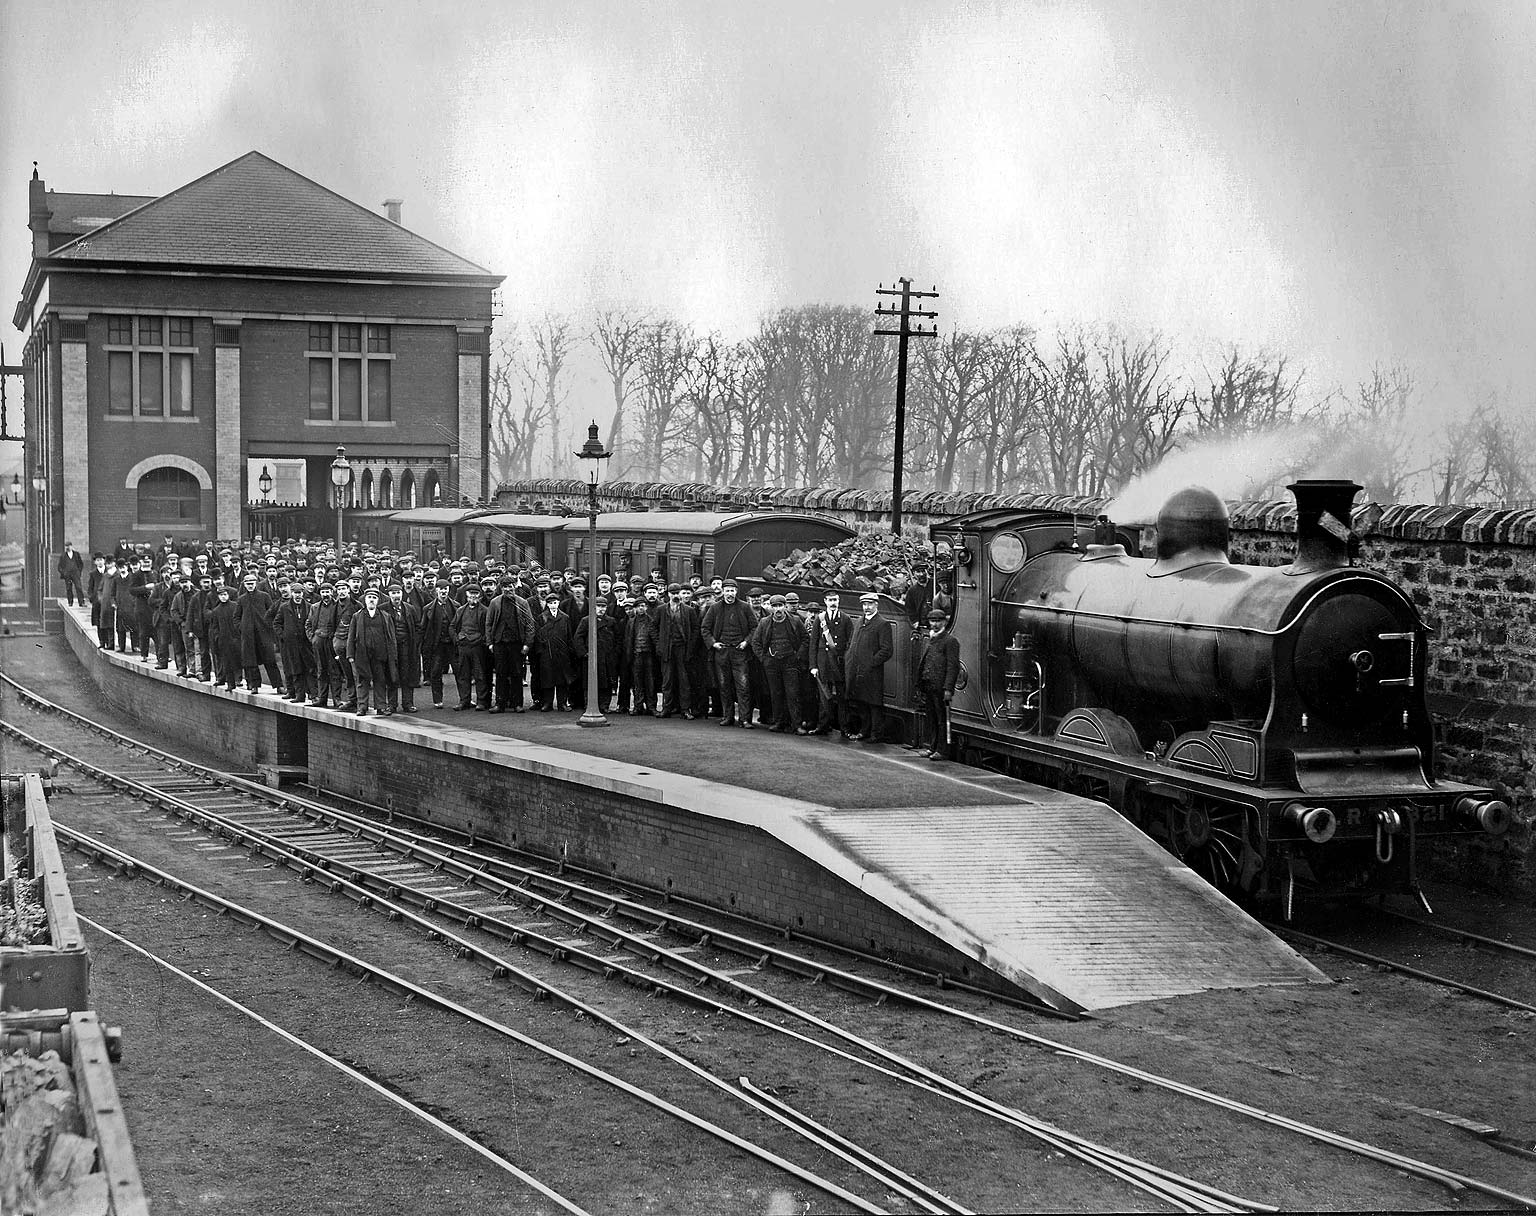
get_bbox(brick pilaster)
[215,346,241,539]
[457,352,484,503]
[59,338,90,553]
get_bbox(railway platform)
[53,603,1325,1012]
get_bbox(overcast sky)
[3,0,1533,466]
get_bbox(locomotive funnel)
[1150,485,1229,575]
[1287,479,1362,574]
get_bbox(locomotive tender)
[931,479,1509,914]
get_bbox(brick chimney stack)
[30,163,53,258]
[382,198,403,224]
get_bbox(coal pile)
[762,533,934,591]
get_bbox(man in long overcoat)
[385,583,422,714]
[275,581,317,702]
[232,572,283,692]
[532,593,576,711]
[843,592,893,744]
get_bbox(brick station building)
[12,151,501,606]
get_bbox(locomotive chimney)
[1287,480,1361,575]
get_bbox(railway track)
[1264,920,1536,1016]
[3,696,1272,1213]
[5,671,1534,1211]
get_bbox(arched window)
[399,469,416,509]
[360,468,374,510]
[422,470,441,507]
[379,469,394,510]
[137,466,202,525]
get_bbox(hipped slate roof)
[46,151,496,279]
[43,192,157,241]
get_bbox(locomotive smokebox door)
[1291,593,1415,725]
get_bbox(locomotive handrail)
[995,573,1423,639]
[999,597,1302,637]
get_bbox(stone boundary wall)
[498,478,1536,896]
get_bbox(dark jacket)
[387,600,422,685]
[486,592,533,648]
[532,609,576,685]
[451,601,490,648]
[347,606,399,681]
[914,631,961,696]
[232,588,279,667]
[701,599,757,650]
[658,603,702,656]
[809,607,854,687]
[750,612,808,666]
[57,549,84,580]
[419,597,456,654]
[844,611,894,704]
[572,611,621,683]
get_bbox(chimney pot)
[1287,480,1362,574]
[382,198,403,224]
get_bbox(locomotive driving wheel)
[1126,787,1263,895]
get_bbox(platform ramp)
[777,797,1328,1013]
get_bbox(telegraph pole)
[874,278,938,535]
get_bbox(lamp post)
[330,446,352,563]
[257,465,273,542]
[575,422,611,728]
[32,464,47,608]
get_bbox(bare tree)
[1095,330,1188,495]
[1029,328,1100,495]
[1195,346,1302,436]
[1330,363,1422,504]
[591,307,648,479]
[968,326,1041,493]
[487,328,547,486]
[525,316,573,478]
[633,319,698,480]
[911,330,996,491]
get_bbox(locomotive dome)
[1154,485,1230,564]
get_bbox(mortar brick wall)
[498,478,1536,895]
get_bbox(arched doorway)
[359,468,375,510]
[399,468,416,509]
[379,468,394,510]
[422,469,441,507]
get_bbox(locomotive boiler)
[932,480,1509,914]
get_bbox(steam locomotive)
[928,480,1509,915]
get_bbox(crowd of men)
[67,531,962,760]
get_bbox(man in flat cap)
[750,594,808,733]
[843,592,892,743]
[914,608,960,760]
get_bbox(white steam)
[1107,426,1319,524]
